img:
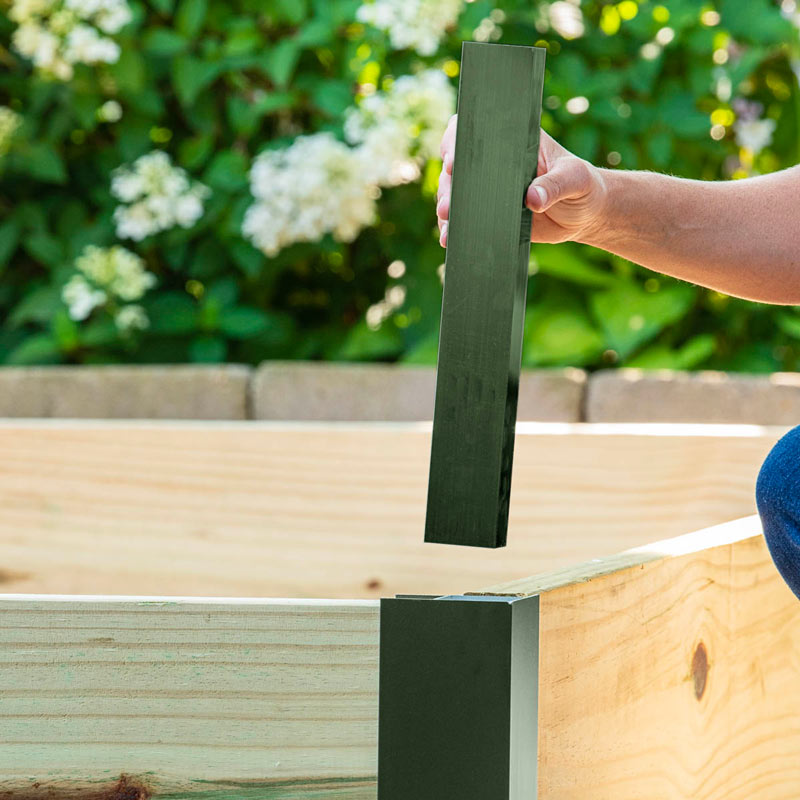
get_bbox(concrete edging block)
[587,368,800,425]
[250,361,586,422]
[0,365,252,419]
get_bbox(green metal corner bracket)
[378,593,539,800]
[424,41,546,548]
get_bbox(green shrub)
[1,0,799,370]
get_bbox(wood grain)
[425,42,545,548]
[0,595,379,796]
[481,516,800,800]
[0,421,782,598]
[4,520,798,798]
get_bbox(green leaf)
[646,130,673,168]
[219,307,271,339]
[143,28,189,56]
[626,334,715,369]
[226,96,259,135]
[172,56,220,106]
[81,317,119,347]
[8,285,61,327]
[5,334,62,365]
[149,0,174,13]
[273,0,307,24]
[0,218,20,270]
[402,331,439,365]
[262,40,301,88]
[20,142,67,184]
[205,277,239,307]
[52,310,79,350]
[23,232,65,267]
[336,319,403,361]
[777,312,800,339]
[147,292,198,334]
[223,28,262,57]
[295,18,335,47]
[179,133,215,169]
[532,244,617,288]
[311,80,353,116]
[590,281,696,358]
[203,149,248,191]
[109,47,146,93]
[522,299,604,366]
[229,240,266,277]
[190,335,227,362]
[175,0,208,38]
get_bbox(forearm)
[580,166,800,304]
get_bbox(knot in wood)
[691,642,709,701]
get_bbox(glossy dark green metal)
[425,41,546,548]
[377,594,539,800]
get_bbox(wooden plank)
[425,42,545,548]
[0,421,783,598]
[5,519,798,799]
[0,595,379,797]
[482,516,800,799]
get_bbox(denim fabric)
[756,424,800,599]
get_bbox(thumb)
[525,158,588,212]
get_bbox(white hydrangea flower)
[111,151,210,240]
[345,69,455,186]
[97,99,122,122]
[62,274,107,320]
[356,0,463,55]
[75,244,156,300]
[0,106,23,157]
[115,304,148,332]
[734,118,776,154]
[63,245,156,323]
[9,0,130,79]
[548,1,585,40]
[113,202,157,240]
[8,0,56,23]
[63,22,119,63]
[242,133,378,257]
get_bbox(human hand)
[436,117,608,246]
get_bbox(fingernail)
[535,185,547,206]
[439,222,448,246]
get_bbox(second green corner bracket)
[425,41,546,549]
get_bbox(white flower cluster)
[345,69,455,185]
[62,245,156,332]
[242,133,378,257]
[732,99,776,155]
[111,151,211,241]
[10,0,131,81]
[243,70,455,257]
[734,118,776,155]
[548,1,585,40]
[0,106,22,157]
[356,0,463,55]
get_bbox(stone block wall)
[0,362,798,424]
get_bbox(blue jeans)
[756,425,800,599]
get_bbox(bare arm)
[436,116,800,304]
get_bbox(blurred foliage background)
[2,0,800,370]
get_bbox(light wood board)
[482,516,800,800]
[0,421,783,597]
[0,595,379,798]
[3,518,798,799]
